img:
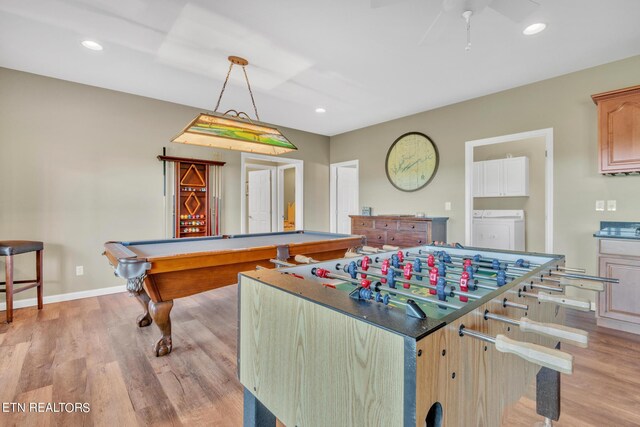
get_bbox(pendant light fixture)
[172,56,297,155]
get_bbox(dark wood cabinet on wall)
[175,161,211,238]
[592,85,640,174]
[350,215,448,248]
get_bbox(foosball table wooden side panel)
[415,285,565,427]
[238,276,407,427]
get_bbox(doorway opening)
[465,128,553,253]
[241,153,303,234]
[330,160,359,234]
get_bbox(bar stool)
[0,241,44,323]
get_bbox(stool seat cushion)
[0,240,44,256]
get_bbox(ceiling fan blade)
[489,0,539,22]
[371,0,408,9]
[418,10,459,46]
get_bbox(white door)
[248,169,272,233]
[336,166,358,234]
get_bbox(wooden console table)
[350,215,448,248]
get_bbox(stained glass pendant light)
[172,56,297,155]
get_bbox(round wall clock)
[385,132,439,192]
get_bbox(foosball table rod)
[269,259,296,268]
[415,249,533,274]
[519,290,591,312]
[484,310,589,348]
[459,325,574,375]
[312,268,464,311]
[407,251,523,278]
[547,270,619,284]
[336,261,481,302]
[536,276,605,292]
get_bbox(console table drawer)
[375,220,398,230]
[398,221,428,232]
[392,232,428,247]
[362,231,387,246]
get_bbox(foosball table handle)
[519,318,589,348]
[537,292,591,312]
[362,245,381,253]
[495,335,574,375]
[382,244,400,251]
[294,254,318,264]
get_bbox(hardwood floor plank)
[16,318,60,394]
[104,319,182,426]
[87,361,139,427]
[0,342,30,425]
[7,385,54,427]
[51,358,90,427]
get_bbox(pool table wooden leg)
[134,289,153,327]
[149,300,173,357]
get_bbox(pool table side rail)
[104,236,364,275]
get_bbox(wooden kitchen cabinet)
[592,85,640,174]
[597,238,640,334]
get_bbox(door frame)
[241,153,304,234]
[277,164,297,232]
[329,160,359,233]
[464,128,554,252]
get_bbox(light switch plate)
[595,200,605,211]
[607,200,617,211]
[76,266,84,276]
[445,202,451,211]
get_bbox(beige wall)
[474,137,546,252]
[0,68,330,300]
[330,55,640,302]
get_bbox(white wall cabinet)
[473,156,529,197]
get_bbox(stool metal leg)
[5,254,13,323]
[36,249,43,310]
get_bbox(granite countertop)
[593,221,640,240]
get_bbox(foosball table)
[237,244,614,427]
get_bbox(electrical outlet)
[595,200,605,211]
[76,266,84,276]
[445,202,451,211]
[607,200,617,211]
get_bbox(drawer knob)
[411,225,415,229]
[418,240,422,244]
[391,237,395,241]
[384,223,388,227]
[378,236,382,239]
[361,222,365,225]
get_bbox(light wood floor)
[1,287,639,427]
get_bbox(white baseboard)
[0,285,126,311]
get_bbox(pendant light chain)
[242,65,260,121]
[214,61,234,113]
[213,59,260,121]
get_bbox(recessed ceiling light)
[315,107,326,113]
[523,23,546,36]
[81,40,103,51]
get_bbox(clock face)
[385,132,439,192]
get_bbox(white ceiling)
[1,0,640,136]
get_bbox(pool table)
[103,231,364,356]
